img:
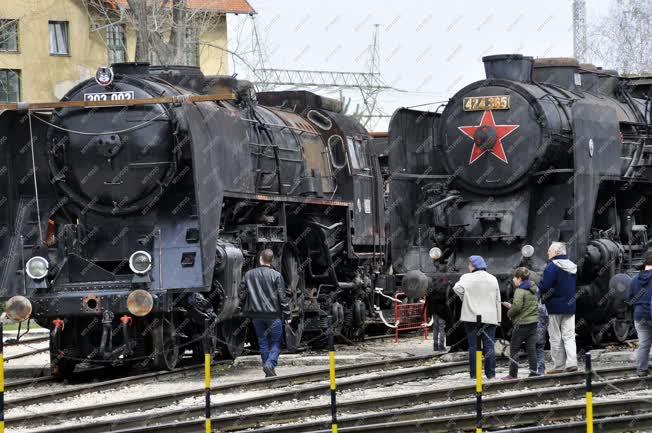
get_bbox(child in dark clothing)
[536,294,549,375]
[432,314,446,352]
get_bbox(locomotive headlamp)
[429,247,443,261]
[127,289,154,317]
[521,244,535,258]
[5,295,32,322]
[26,256,49,280]
[129,251,152,274]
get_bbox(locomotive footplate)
[30,289,172,318]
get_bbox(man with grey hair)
[538,242,578,373]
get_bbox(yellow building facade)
[0,0,244,102]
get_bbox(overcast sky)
[228,0,615,130]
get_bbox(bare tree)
[82,0,227,66]
[587,0,652,74]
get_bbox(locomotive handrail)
[0,92,235,111]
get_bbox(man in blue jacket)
[538,242,577,373]
[628,251,652,377]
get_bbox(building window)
[0,70,20,102]
[107,24,126,64]
[0,19,18,52]
[185,27,199,66]
[48,21,69,55]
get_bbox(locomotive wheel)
[152,315,179,370]
[285,314,305,352]
[282,243,306,352]
[218,318,248,359]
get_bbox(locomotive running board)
[224,190,351,207]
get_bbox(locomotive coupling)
[4,295,32,322]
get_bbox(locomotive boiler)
[0,63,385,375]
[388,54,652,345]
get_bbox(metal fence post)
[585,351,593,433]
[204,318,212,433]
[476,314,482,433]
[328,315,338,433]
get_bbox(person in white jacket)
[453,255,502,379]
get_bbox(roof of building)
[110,0,255,14]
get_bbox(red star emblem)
[458,110,519,165]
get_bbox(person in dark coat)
[627,251,652,377]
[535,294,549,375]
[538,242,577,374]
[239,249,290,377]
[503,267,539,379]
[432,314,446,352]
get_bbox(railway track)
[92,366,649,433]
[11,354,454,431]
[4,346,49,362]
[3,335,49,347]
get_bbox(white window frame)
[49,21,69,55]
[0,69,21,103]
[107,24,126,64]
[0,19,18,52]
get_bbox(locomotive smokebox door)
[439,84,545,194]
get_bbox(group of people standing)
[447,242,578,379]
[236,243,652,380]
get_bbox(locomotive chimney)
[532,57,581,91]
[111,62,151,76]
[596,67,620,97]
[578,63,599,93]
[482,54,533,81]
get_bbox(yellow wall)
[0,0,108,101]
[199,16,230,76]
[0,0,230,102]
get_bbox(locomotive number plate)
[463,95,510,111]
[83,91,135,102]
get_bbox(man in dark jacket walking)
[539,242,577,374]
[628,251,652,377]
[239,249,290,377]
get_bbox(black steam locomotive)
[0,63,385,375]
[388,54,652,345]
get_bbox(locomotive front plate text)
[463,95,510,111]
[83,91,135,102]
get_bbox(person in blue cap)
[453,255,502,379]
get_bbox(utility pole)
[573,0,587,62]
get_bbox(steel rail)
[6,354,439,410]
[4,346,48,361]
[9,355,456,430]
[492,411,652,433]
[5,375,54,391]
[97,367,644,433]
[292,399,652,433]
[3,336,49,347]
[4,362,228,410]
